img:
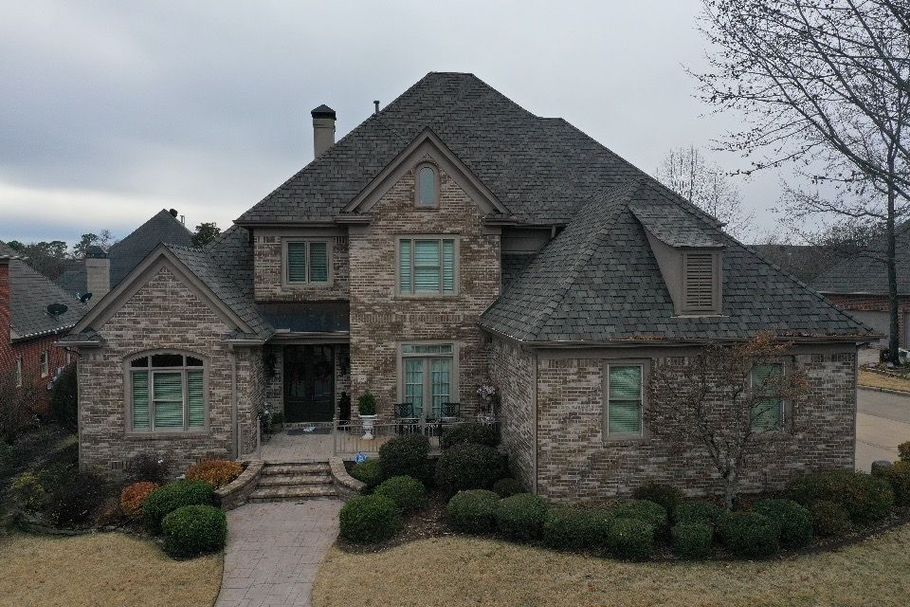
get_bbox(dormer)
[630,202,725,316]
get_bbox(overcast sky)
[0,0,789,246]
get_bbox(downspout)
[231,345,239,460]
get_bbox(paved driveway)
[857,388,910,472]
[216,500,342,607]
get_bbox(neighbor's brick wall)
[534,346,857,503]
[825,293,910,346]
[253,228,349,301]
[348,165,501,418]
[77,266,257,477]
[488,336,535,490]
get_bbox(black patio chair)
[393,402,420,435]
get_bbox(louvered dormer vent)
[682,252,720,314]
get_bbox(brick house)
[1,242,85,415]
[64,73,872,499]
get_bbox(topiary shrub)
[899,441,910,463]
[672,522,713,559]
[753,499,813,548]
[447,490,500,534]
[440,423,499,449]
[435,443,505,495]
[495,493,548,541]
[809,499,851,537]
[492,478,524,498]
[120,481,160,519]
[883,460,910,506]
[339,495,402,543]
[611,499,669,533]
[542,506,613,552]
[787,469,894,525]
[718,511,780,558]
[632,483,684,520]
[185,459,244,489]
[378,434,432,483]
[606,518,655,561]
[350,459,383,491]
[373,476,427,514]
[674,500,724,526]
[161,505,227,558]
[143,480,214,534]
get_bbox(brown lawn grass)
[314,524,910,607]
[859,369,910,393]
[0,532,222,607]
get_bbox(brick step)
[261,462,330,475]
[249,485,337,501]
[257,473,334,487]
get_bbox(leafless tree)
[655,145,754,239]
[649,332,810,509]
[694,0,910,361]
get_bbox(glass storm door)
[284,345,335,423]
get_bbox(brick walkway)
[216,500,343,607]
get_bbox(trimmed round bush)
[606,518,655,561]
[185,459,244,489]
[718,511,780,558]
[675,500,724,526]
[440,423,499,449]
[120,481,160,519]
[339,495,402,543]
[492,478,524,498]
[378,435,432,483]
[884,460,910,506]
[435,443,505,495]
[143,480,214,534]
[787,470,894,525]
[350,459,383,491]
[753,499,813,548]
[495,493,548,541]
[632,483,684,519]
[809,499,851,537]
[542,506,613,551]
[161,505,227,558]
[447,489,500,534]
[672,522,714,559]
[611,499,669,533]
[373,475,427,514]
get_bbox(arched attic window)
[415,163,440,208]
[127,352,207,433]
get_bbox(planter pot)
[360,415,377,439]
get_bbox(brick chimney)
[84,246,110,306]
[311,104,336,159]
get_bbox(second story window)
[40,351,49,378]
[416,164,439,208]
[284,240,330,285]
[399,237,456,296]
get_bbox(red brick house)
[1,242,85,415]
[64,73,873,500]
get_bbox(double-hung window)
[285,240,330,285]
[399,238,456,295]
[605,363,645,439]
[751,363,785,432]
[401,344,455,420]
[129,353,206,432]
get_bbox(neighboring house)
[57,209,194,305]
[63,73,872,500]
[1,242,85,414]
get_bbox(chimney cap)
[311,104,336,120]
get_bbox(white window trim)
[397,341,460,422]
[281,238,333,288]
[395,235,460,298]
[414,162,441,209]
[749,362,788,433]
[603,360,649,442]
[123,351,210,436]
[40,351,49,378]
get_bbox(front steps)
[248,461,337,502]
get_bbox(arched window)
[127,352,206,432]
[415,164,439,208]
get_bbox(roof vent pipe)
[373,100,380,115]
[311,104,336,159]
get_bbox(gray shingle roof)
[7,259,85,341]
[0,242,23,259]
[629,202,725,248]
[811,252,910,295]
[480,178,873,344]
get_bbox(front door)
[284,345,335,423]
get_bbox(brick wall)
[532,346,857,502]
[77,265,257,477]
[253,228,349,301]
[348,164,500,418]
[825,293,910,346]
[488,336,535,490]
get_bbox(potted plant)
[358,392,378,439]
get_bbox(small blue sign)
[354,452,369,464]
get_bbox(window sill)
[602,434,647,444]
[125,430,210,440]
[282,282,333,289]
[395,293,460,300]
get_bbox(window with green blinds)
[286,240,330,284]
[287,242,307,282]
[309,242,328,283]
[751,364,784,432]
[129,353,206,432]
[399,238,456,295]
[187,371,205,428]
[154,372,184,429]
[132,372,150,430]
[401,343,455,423]
[607,365,643,437]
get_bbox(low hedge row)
[787,469,894,525]
[162,505,227,558]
